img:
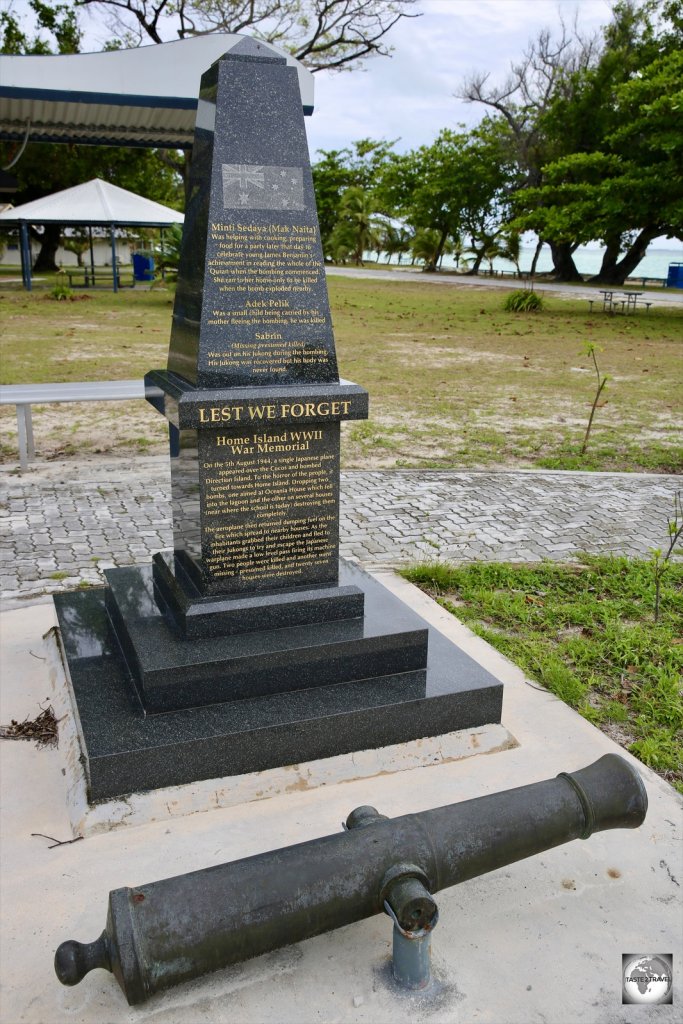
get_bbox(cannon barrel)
[55,753,646,1004]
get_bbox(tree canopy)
[311,139,397,253]
[1,0,418,267]
[310,1,683,284]
[4,0,680,283]
[508,0,683,282]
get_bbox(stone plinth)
[54,36,503,805]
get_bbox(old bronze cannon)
[55,753,647,1004]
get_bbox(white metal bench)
[0,380,163,470]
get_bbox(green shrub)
[503,289,544,312]
[49,281,74,301]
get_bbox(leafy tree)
[156,222,183,279]
[379,134,460,271]
[76,0,419,71]
[3,0,414,267]
[0,138,183,271]
[410,227,453,270]
[463,224,522,276]
[461,0,682,283]
[77,3,413,203]
[460,15,600,280]
[325,221,354,263]
[312,139,397,251]
[380,122,518,272]
[0,0,81,54]
[512,1,683,283]
[61,226,91,266]
[312,149,357,251]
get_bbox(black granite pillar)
[145,37,369,633]
[52,38,502,801]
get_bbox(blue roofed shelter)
[0,35,314,289]
[0,35,313,148]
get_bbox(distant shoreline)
[360,246,683,282]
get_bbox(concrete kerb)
[0,577,681,1024]
[325,265,683,307]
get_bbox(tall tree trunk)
[424,226,450,273]
[32,224,62,272]
[529,237,544,276]
[465,252,485,275]
[591,227,659,285]
[590,234,622,283]
[550,240,582,281]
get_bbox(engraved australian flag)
[222,164,305,211]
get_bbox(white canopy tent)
[0,178,184,291]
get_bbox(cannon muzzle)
[55,753,647,1004]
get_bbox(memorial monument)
[53,38,503,804]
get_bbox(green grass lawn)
[401,557,683,793]
[0,279,174,382]
[2,272,680,788]
[1,274,681,470]
[330,277,682,473]
[0,280,176,460]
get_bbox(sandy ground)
[2,398,680,472]
[0,400,169,464]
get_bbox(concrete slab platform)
[1,576,681,1023]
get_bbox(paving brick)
[1,462,681,604]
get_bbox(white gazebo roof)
[0,178,184,226]
[0,35,314,149]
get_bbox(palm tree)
[382,222,413,265]
[335,186,383,265]
[465,229,505,275]
[156,223,183,280]
[499,230,522,276]
[410,228,454,271]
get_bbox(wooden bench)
[626,277,666,289]
[0,380,165,470]
[65,269,135,289]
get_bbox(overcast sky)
[303,0,615,156]
[9,0,679,250]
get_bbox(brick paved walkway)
[0,456,679,608]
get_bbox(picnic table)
[591,290,652,314]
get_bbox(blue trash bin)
[133,253,155,281]
[666,262,683,288]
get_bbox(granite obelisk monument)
[53,39,502,803]
[147,37,369,637]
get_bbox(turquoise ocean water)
[438,245,683,280]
